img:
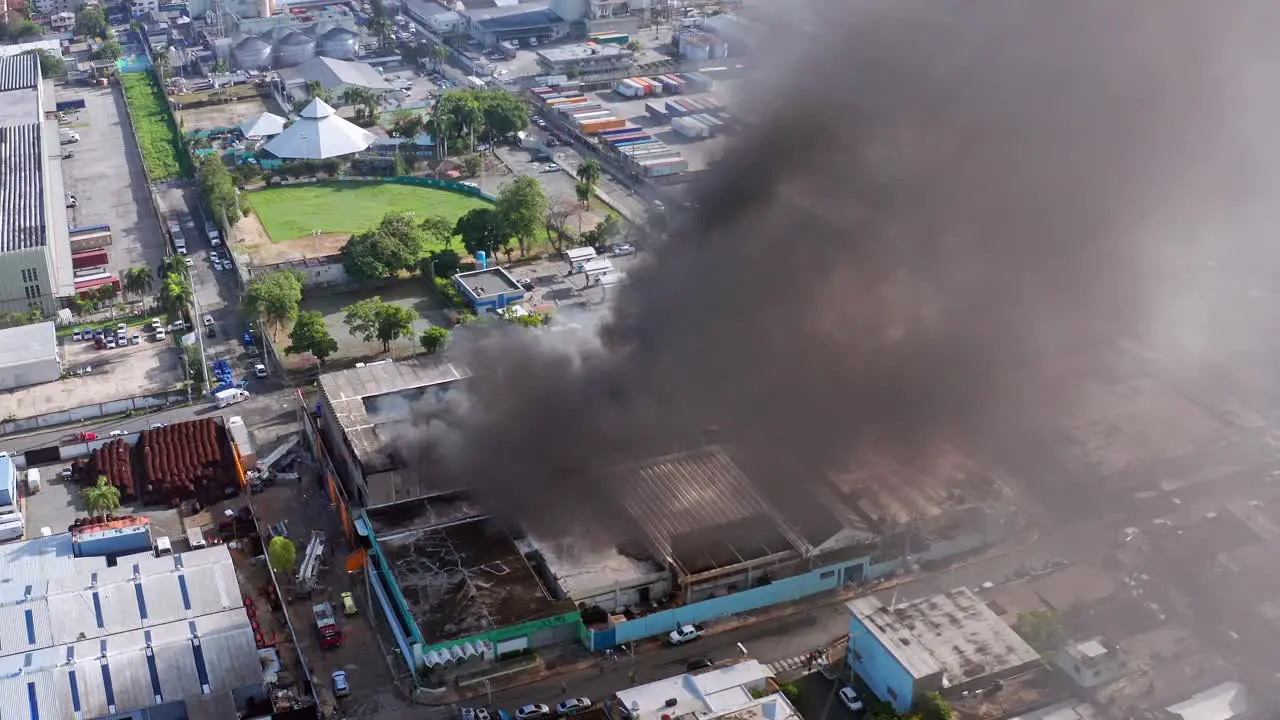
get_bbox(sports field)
[247,182,491,242]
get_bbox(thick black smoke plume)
[405,0,1280,539]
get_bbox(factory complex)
[310,359,1018,678]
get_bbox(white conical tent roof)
[264,98,375,160]
[239,111,287,139]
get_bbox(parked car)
[611,243,635,257]
[105,337,116,349]
[461,709,492,720]
[150,423,167,429]
[108,430,128,437]
[131,333,141,345]
[203,314,215,327]
[253,363,268,378]
[838,687,863,712]
[72,329,82,340]
[516,705,551,720]
[667,624,703,645]
[519,278,535,291]
[184,257,194,267]
[155,328,166,341]
[541,163,560,173]
[117,322,127,335]
[556,698,592,716]
[341,591,357,615]
[331,670,351,698]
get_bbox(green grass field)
[248,182,492,242]
[119,73,188,181]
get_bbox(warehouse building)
[536,43,635,76]
[613,660,785,720]
[847,589,1040,712]
[359,492,580,679]
[317,358,470,506]
[0,321,60,390]
[0,54,74,315]
[0,535,266,718]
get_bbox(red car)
[76,431,97,442]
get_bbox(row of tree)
[197,157,242,230]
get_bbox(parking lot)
[57,84,169,278]
[23,466,184,542]
[0,326,186,419]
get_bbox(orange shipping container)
[580,118,627,134]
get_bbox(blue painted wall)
[73,529,152,558]
[848,615,917,713]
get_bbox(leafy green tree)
[918,692,954,720]
[420,325,449,354]
[3,19,42,40]
[342,86,380,122]
[29,49,65,78]
[1013,610,1065,655]
[578,159,602,204]
[122,266,154,302]
[463,154,482,177]
[390,110,426,139]
[419,248,461,279]
[212,58,229,74]
[81,476,121,521]
[74,6,109,38]
[497,175,548,256]
[267,536,297,573]
[92,39,123,61]
[285,310,339,364]
[340,211,426,280]
[243,270,303,337]
[419,214,456,249]
[94,282,119,306]
[454,207,509,260]
[197,157,242,226]
[342,297,419,352]
[478,90,528,139]
[370,16,395,49]
[433,43,449,71]
[575,179,592,210]
[582,214,620,248]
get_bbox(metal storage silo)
[260,25,294,42]
[319,27,358,60]
[274,31,317,67]
[231,35,273,70]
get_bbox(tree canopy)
[74,6,109,38]
[340,211,428,280]
[433,88,528,143]
[497,175,548,256]
[91,39,122,61]
[342,297,419,352]
[81,476,121,521]
[1013,610,1065,655]
[197,157,242,227]
[122,266,154,302]
[420,325,450,354]
[243,270,303,336]
[285,310,339,363]
[267,536,297,573]
[28,49,65,78]
[454,207,510,260]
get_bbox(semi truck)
[313,602,343,648]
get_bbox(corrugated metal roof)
[0,123,47,253]
[0,53,39,91]
[0,534,105,587]
[0,322,57,370]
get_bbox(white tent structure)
[264,98,375,160]
[239,111,287,139]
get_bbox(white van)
[186,527,207,549]
[154,536,172,556]
[24,468,40,494]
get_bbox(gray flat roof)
[320,358,468,474]
[848,588,1040,686]
[538,44,631,62]
[456,267,521,297]
[0,321,57,368]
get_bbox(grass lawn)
[247,182,493,243]
[119,73,189,181]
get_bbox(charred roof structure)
[318,358,468,506]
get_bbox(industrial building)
[0,321,60,390]
[455,0,569,48]
[1056,637,1128,689]
[317,358,469,506]
[0,54,74,315]
[536,43,635,77]
[846,589,1041,712]
[277,55,391,96]
[360,493,580,675]
[612,660,792,720]
[453,267,526,314]
[0,534,266,718]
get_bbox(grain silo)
[231,35,273,70]
[274,31,317,68]
[319,27,358,60]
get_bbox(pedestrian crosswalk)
[766,655,814,676]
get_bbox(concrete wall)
[848,614,921,713]
[0,390,188,437]
[0,355,62,391]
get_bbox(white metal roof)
[0,322,57,369]
[238,111,286,138]
[264,98,376,159]
[615,660,772,720]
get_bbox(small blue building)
[846,588,1040,712]
[453,267,525,314]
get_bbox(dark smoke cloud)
[406,0,1280,539]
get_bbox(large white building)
[0,54,74,315]
[0,322,61,390]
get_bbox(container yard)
[532,73,734,175]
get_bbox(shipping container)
[72,249,109,270]
[597,127,641,138]
[573,111,614,122]
[580,118,627,134]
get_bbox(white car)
[105,338,116,349]
[541,163,560,173]
[516,705,551,720]
[331,670,350,698]
[131,333,140,345]
[108,430,128,437]
[838,687,863,712]
[253,363,267,378]
[184,257,194,267]
[155,328,166,341]
[667,624,703,645]
[203,314,215,327]
[611,243,635,257]
[556,698,591,716]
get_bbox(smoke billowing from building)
[405,0,1280,538]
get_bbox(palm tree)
[578,159,602,193]
[342,87,379,122]
[122,266,153,303]
[81,476,121,522]
[433,43,449,72]
[370,17,394,49]
[158,271,192,318]
[153,47,169,83]
[575,180,592,214]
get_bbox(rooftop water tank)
[231,35,273,70]
[319,27,358,60]
[274,31,316,68]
